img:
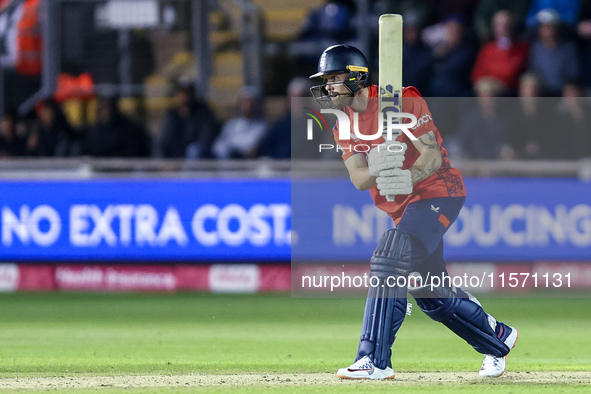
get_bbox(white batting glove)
[376,168,413,196]
[367,143,407,177]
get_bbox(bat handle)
[380,137,405,203]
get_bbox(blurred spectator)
[373,0,435,25]
[85,97,150,157]
[258,78,309,159]
[0,109,26,157]
[473,0,530,42]
[27,98,76,156]
[298,1,355,42]
[402,11,433,94]
[527,9,579,96]
[458,78,510,159]
[525,0,583,28]
[576,0,591,93]
[507,73,549,159]
[159,85,218,159]
[15,119,32,153]
[435,0,479,26]
[551,82,590,159]
[471,10,529,95]
[295,1,356,77]
[213,87,267,160]
[428,15,476,97]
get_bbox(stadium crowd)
[2,0,591,160]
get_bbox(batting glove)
[367,143,407,177]
[376,168,413,196]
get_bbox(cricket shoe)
[336,356,395,380]
[479,324,519,377]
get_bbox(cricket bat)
[379,14,404,202]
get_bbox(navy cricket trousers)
[395,196,466,276]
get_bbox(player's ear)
[357,72,367,87]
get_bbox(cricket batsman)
[309,44,519,379]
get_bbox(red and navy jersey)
[332,85,466,224]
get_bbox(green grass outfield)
[0,293,589,393]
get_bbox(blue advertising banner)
[1,178,590,261]
[0,180,291,261]
[447,178,591,260]
[292,178,591,261]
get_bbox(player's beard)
[330,93,354,109]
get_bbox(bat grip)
[382,139,402,203]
